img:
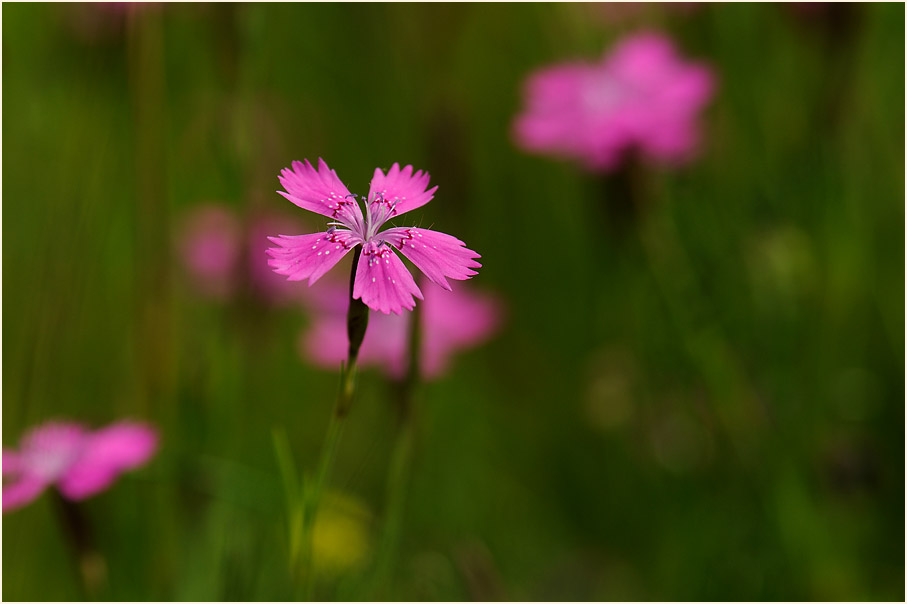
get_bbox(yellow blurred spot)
[310,490,372,578]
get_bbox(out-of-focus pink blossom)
[247,211,313,304]
[177,204,242,300]
[3,421,158,513]
[513,32,716,172]
[267,159,482,315]
[177,204,318,305]
[299,282,503,379]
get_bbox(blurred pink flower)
[300,282,503,379]
[3,421,158,513]
[177,204,242,300]
[513,32,716,172]
[267,159,482,315]
[177,204,317,305]
[247,210,313,305]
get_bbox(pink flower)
[177,204,242,300]
[300,282,502,379]
[513,32,715,172]
[267,159,482,315]
[3,421,158,513]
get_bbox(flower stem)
[127,5,172,413]
[52,493,107,600]
[297,247,368,599]
[599,163,765,449]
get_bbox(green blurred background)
[3,2,904,601]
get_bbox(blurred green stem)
[296,247,368,599]
[53,494,107,600]
[127,6,172,412]
[605,164,765,449]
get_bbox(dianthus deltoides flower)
[513,31,715,171]
[267,159,481,315]
[3,421,158,512]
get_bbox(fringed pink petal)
[353,242,423,315]
[382,227,481,290]
[267,230,359,285]
[367,163,438,218]
[278,158,364,230]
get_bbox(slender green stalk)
[126,7,172,412]
[53,494,107,599]
[272,428,303,573]
[601,165,765,447]
[296,247,369,599]
[370,414,415,597]
[298,392,346,598]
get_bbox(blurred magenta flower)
[3,421,158,513]
[513,32,715,171]
[177,204,314,305]
[267,159,482,315]
[300,282,502,379]
[177,204,242,300]
[247,210,313,304]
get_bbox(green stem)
[298,392,347,598]
[370,414,415,597]
[296,247,368,599]
[53,494,107,599]
[127,6,171,413]
[603,166,765,450]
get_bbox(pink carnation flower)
[513,31,715,171]
[300,282,502,379]
[3,421,158,513]
[267,159,482,315]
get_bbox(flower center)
[25,441,83,481]
[364,192,398,240]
